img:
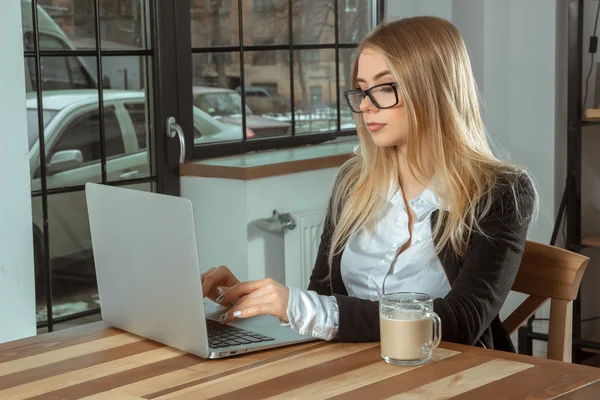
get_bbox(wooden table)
[1,322,600,399]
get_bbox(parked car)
[193,86,291,138]
[236,86,290,115]
[27,89,243,287]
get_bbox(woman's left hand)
[217,278,289,324]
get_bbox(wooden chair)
[503,240,589,362]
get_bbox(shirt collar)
[387,181,442,218]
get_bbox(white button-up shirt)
[341,185,451,301]
[285,184,451,340]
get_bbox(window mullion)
[288,0,295,136]
[93,0,107,184]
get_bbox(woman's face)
[356,47,408,148]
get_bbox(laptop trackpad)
[203,299,309,340]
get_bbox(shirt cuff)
[284,286,339,340]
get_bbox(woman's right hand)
[201,265,240,307]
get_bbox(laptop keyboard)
[206,319,275,349]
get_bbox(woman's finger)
[216,285,269,306]
[201,272,217,299]
[201,270,226,300]
[219,294,274,324]
[201,266,237,301]
[221,278,274,304]
[200,267,216,282]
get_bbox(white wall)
[182,167,339,284]
[0,1,36,342]
[476,0,559,329]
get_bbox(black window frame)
[190,0,385,160]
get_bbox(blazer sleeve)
[331,174,535,344]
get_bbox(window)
[310,86,323,106]
[24,0,157,334]
[51,107,125,164]
[190,0,381,159]
[24,33,95,91]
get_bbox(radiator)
[284,209,325,289]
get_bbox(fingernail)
[219,313,227,322]
[217,287,224,296]
[233,311,242,318]
[215,294,224,303]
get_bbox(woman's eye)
[380,87,394,93]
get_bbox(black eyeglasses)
[343,82,399,113]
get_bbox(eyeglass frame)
[343,82,399,113]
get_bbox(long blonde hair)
[328,16,535,271]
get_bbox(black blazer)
[307,173,535,352]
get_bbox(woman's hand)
[217,278,289,324]
[201,266,240,307]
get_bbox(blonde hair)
[328,17,536,272]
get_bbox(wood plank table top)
[1,321,600,399]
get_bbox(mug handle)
[424,311,442,353]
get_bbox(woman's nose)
[359,94,377,113]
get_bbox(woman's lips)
[366,122,386,132]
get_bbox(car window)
[68,58,94,89]
[194,92,243,116]
[193,107,225,138]
[51,106,125,163]
[24,32,93,90]
[124,103,148,149]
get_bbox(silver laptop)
[85,182,314,359]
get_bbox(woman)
[201,16,536,351]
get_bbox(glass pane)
[293,0,335,45]
[243,0,289,46]
[45,189,98,324]
[42,183,152,324]
[35,0,97,51]
[191,0,239,48]
[102,55,154,181]
[30,1,151,51]
[339,0,373,43]
[192,52,244,144]
[100,0,151,50]
[340,48,357,129]
[26,55,98,92]
[243,50,292,137]
[294,49,336,134]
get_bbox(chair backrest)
[503,241,589,362]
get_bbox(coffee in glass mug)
[379,292,441,366]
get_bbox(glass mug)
[379,292,442,366]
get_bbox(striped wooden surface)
[1,322,600,399]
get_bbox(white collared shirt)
[341,185,451,301]
[285,184,451,340]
